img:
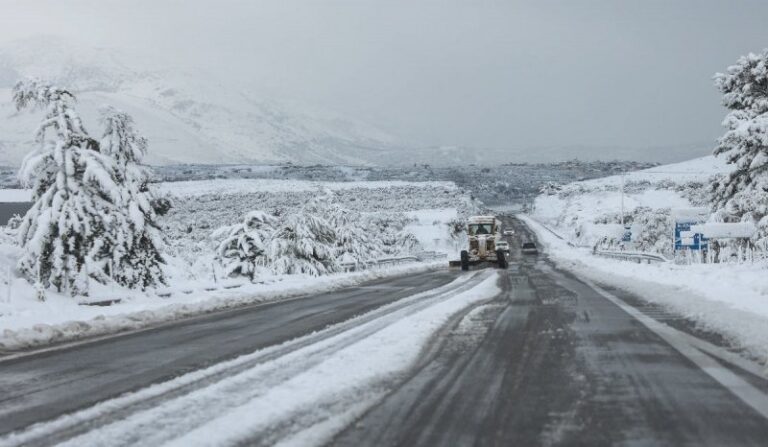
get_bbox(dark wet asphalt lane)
[0,269,456,436]
[331,216,768,447]
[4,216,768,446]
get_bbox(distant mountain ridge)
[0,36,402,166]
[0,36,712,167]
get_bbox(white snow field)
[0,179,473,351]
[525,155,768,362]
[1,271,500,447]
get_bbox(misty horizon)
[2,1,768,164]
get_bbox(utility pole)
[620,172,625,227]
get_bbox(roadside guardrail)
[340,251,447,272]
[594,249,668,264]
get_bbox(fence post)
[6,265,11,304]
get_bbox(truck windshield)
[468,224,493,235]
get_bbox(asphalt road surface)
[0,269,456,438]
[3,216,768,446]
[331,216,768,446]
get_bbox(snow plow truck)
[450,215,508,270]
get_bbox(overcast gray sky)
[2,0,768,157]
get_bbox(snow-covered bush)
[268,212,338,276]
[711,50,768,249]
[592,207,672,255]
[324,204,379,266]
[6,214,22,230]
[216,211,274,279]
[631,207,673,255]
[365,212,421,256]
[214,191,427,280]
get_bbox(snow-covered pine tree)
[268,210,339,276]
[13,80,121,295]
[100,107,165,288]
[711,50,768,247]
[217,211,274,279]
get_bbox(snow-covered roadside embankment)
[0,261,444,352]
[521,214,768,364]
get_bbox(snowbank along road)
[2,217,768,446]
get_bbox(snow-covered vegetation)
[533,156,728,254]
[710,50,768,250]
[13,80,165,295]
[0,77,485,349]
[534,49,768,263]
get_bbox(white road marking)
[581,277,768,420]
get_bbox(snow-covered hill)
[532,155,732,249]
[0,37,401,166]
[526,155,768,362]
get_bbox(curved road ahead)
[2,217,768,446]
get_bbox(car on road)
[496,240,510,252]
[521,242,538,254]
[503,229,514,236]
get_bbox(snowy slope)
[0,36,400,166]
[532,155,733,248]
[524,155,768,361]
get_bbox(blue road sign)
[675,221,708,251]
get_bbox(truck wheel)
[460,250,470,271]
[496,250,508,269]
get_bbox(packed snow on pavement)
[2,272,500,447]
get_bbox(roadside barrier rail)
[340,251,446,271]
[594,249,668,264]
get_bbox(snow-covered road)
[4,217,768,446]
[1,270,499,446]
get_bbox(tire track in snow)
[2,270,499,447]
